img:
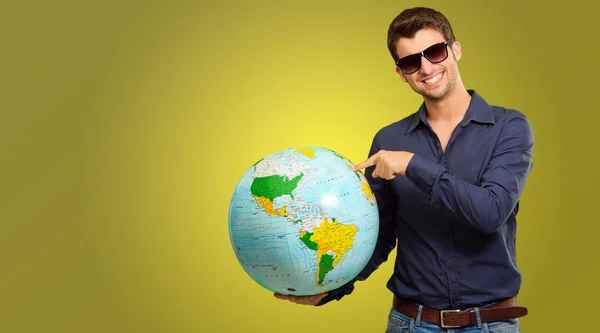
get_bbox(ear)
[451,41,462,61]
[395,66,407,82]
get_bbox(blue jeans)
[385,306,520,333]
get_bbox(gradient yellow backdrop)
[1,1,597,332]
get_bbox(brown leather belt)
[392,296,528,328]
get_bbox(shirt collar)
[406,90,495,134]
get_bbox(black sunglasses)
[395,40,452,74]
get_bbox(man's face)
[394,28,462,101]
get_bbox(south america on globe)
[228,146,379,296]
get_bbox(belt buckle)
[440,309,461,328]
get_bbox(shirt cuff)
[314,282,355,306]
[405,154,444,200]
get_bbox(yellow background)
[1,1,597,332]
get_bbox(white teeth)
[424,73,442,84]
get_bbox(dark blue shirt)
[318,90,534,310]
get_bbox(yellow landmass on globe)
[361,180,375,204]
[311,217,357,283]
[253,196,287,216]
[294,148,316,158]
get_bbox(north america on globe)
[228,146,379,295]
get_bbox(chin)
[412,86,448,101]
[425,90,450,101]
[420,80,455,100]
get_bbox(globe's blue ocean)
[228,146,379,296]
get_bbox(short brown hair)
[387,7,456,61]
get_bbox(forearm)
[405,117,534,234]
[406,156,524,233]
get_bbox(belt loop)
[414,305,423,327]
[474,307,482,328]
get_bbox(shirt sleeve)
[405,114,534,234]
[316,133,398,305]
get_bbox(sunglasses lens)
[397,54,421,74]
[424,43,448,63]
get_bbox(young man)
[275,7,533,332]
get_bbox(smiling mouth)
[422,72,443,85]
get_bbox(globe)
[228,146,379,296]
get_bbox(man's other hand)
[273,292,328,305]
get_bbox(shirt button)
[449,266,456,271]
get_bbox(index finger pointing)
[352,158,376,172]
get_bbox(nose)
[419,56,435,75]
